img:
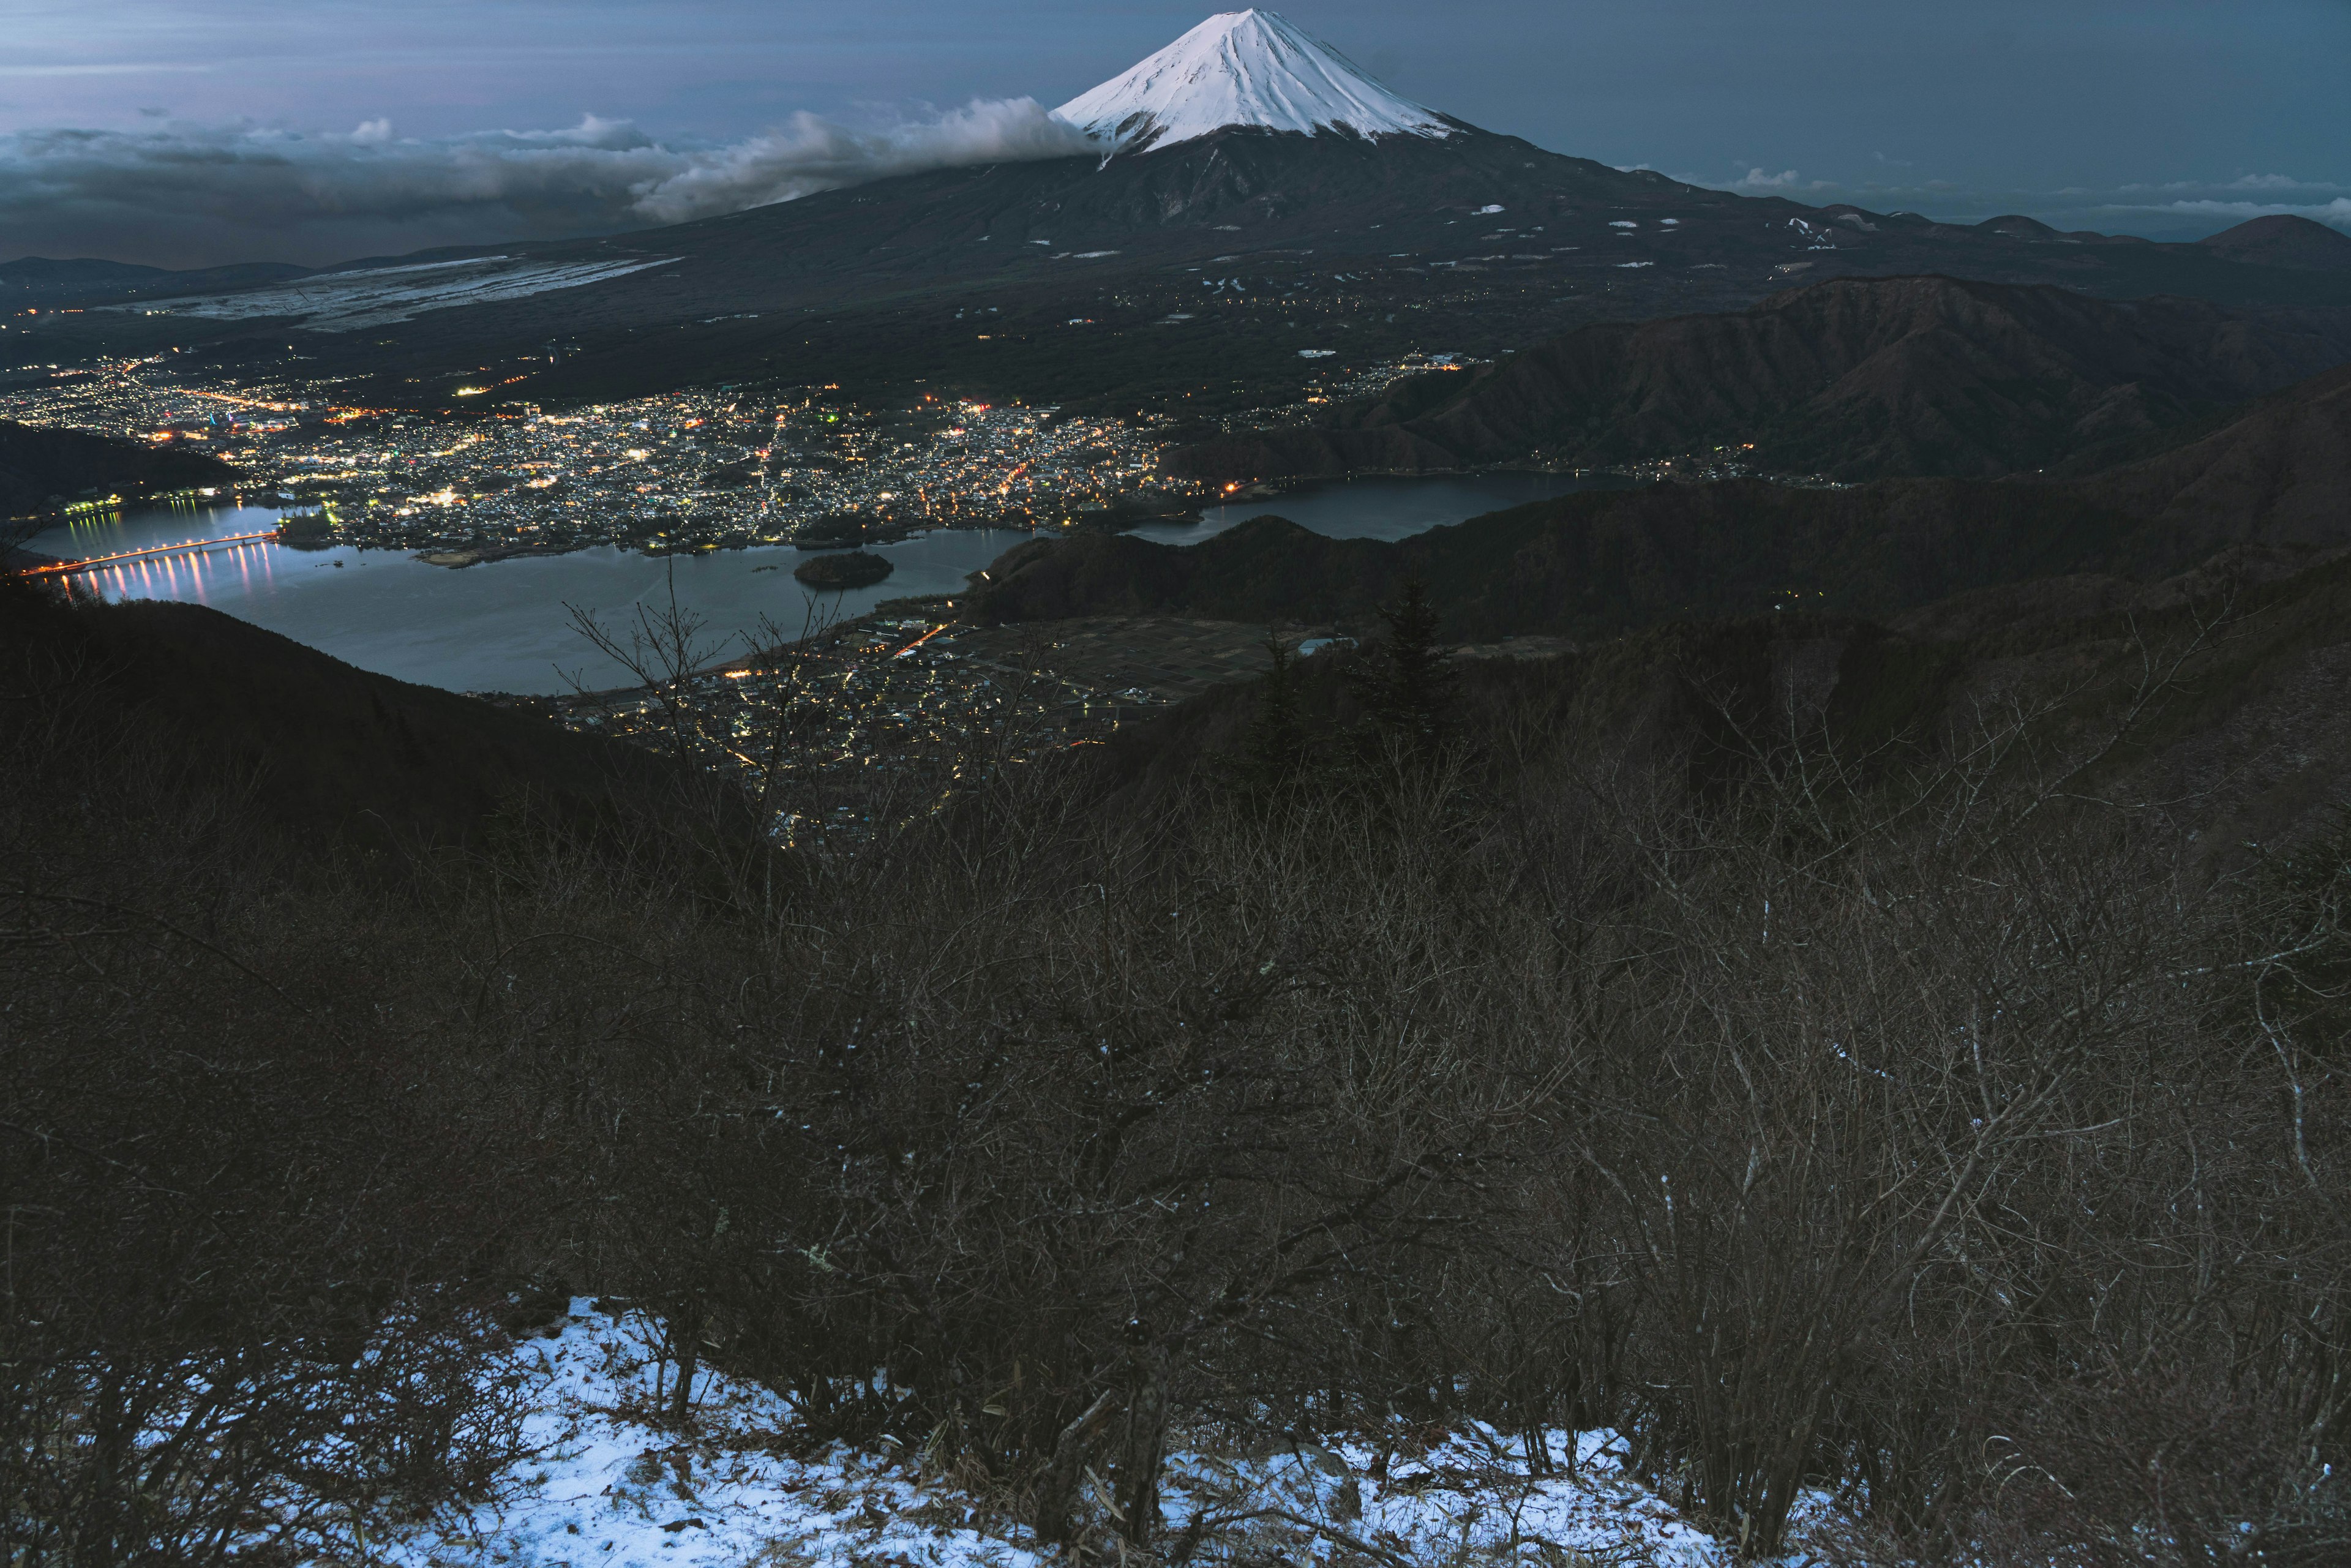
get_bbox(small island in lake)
[793,550,894,590]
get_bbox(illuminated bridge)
[17,530,287,579]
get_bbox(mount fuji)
[80,10,2351,414]
[1054,10,1458,152]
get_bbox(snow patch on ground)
[110,255,680,333]
[374,1303,1036,1568]
[369,1303,1816,1567]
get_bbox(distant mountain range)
[1172,272,2351,482]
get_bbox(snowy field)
[360,1302,1813,1568]
[108,255,680,332]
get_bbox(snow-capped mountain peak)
[1054,10,1455,154]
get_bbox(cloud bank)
[0,100,1095,268]
[2108,176,2351,233]
[2136,197,2351,229]
[1667,160,2351,239]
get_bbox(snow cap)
[1054,10,1455,154]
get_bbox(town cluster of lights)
[2,358,1198,565]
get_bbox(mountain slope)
[1,255,313,308]
[1088,543,2351,865]
[1056,10,1454,152]
[206,148,2349,420]
[1171,276,2351,482]
[0,580,691,850]
[2079,360,2351,547]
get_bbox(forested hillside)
[1,419,237,520]
[7,552,2349,1563]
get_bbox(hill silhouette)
[968,484,2154,643]
[2,419,239,521]
[978,351,2351,644]
[2197,215,2351,271]
[0,580,692,852]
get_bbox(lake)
[1134,470,1614,545]
[25,470,1621,695]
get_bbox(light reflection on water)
[25,471,1625,696]
[30,505,1037,695]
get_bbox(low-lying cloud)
[2108,176,2351,234]
[2131,196,2351,230]
[1661,160,2351,239]
[0,101,1095,268]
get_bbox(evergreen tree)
[1358,576,1458,758]
[1232,631,1311,796]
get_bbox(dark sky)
[4,0,2342,268]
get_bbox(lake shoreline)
[31,472,1627,695]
